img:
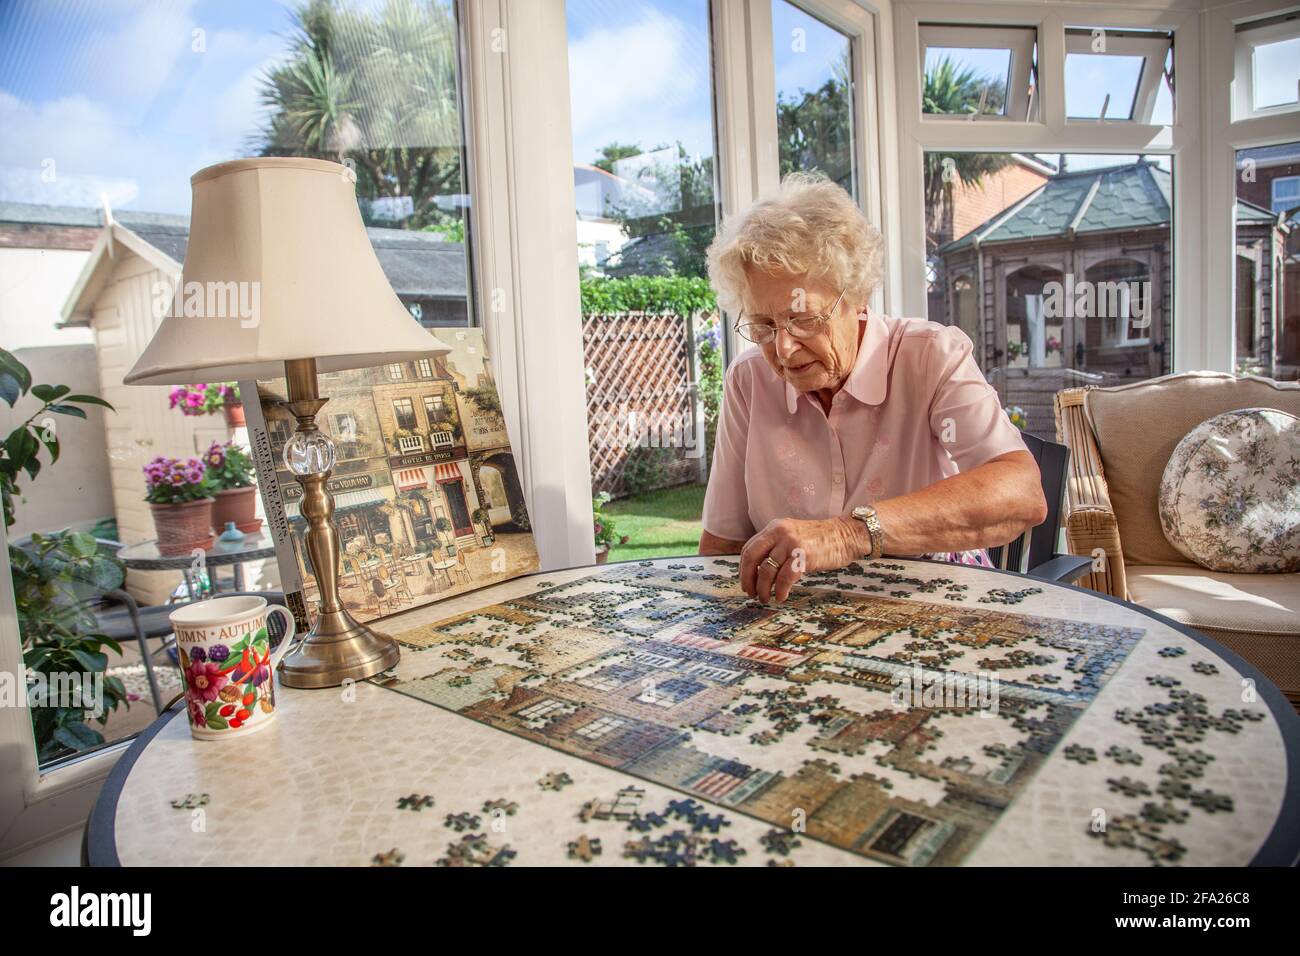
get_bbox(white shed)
[61,219,237,604]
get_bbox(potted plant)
[1,348,128,760]
[593,492,628,564]
[168,382,243,427]
[472,506,495,545]
[204,440,261,533]
[143,455,216,554]
[433,515,455,555]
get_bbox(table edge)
[84,555,1300,868]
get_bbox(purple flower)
[208,644,230,663]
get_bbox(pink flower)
[187,697,206,727]
[186,660,228,703]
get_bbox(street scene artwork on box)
[244,328,538,628]
[381,560,1175,866]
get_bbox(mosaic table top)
[91,557,1300,867]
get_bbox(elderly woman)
[700,173,1047,603]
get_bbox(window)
[415,359,434,378]
[567,0,720,559]
[515,697,577,729]
[637,676,705,708]
[0,0,477,776]
[919,24,1037,120]
[1272,176,1300,216]
[773,0,857,197]
[423,394,448,424]
[392,398,418,432]
[925,152,1173,438]
[388,364,405,381]
[575,714,627,739]
[1064,28,1174,124]
[1234,143,1298,380]
[1234,13,1300,120]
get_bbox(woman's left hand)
[739,516,865,604]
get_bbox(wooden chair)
[987,432,1094,583]
[452,547,472,585]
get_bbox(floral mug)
[170,595,297,741]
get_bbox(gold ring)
[762,556,781,570]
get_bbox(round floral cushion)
[1158,407,1300,573]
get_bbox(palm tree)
[254,0,465,231]
[922,57,1014,247]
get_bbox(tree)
[599,142,716,279]
[921,57,1014,248]
[254,0,466,231]
[592,142,649,174]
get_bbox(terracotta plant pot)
[595,546,610,565]
[150,497,216,556]
[212,485,262,533]
[223,402,246,428]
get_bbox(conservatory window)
[919,24,1037,121]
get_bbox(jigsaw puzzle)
[383,561,1153,866]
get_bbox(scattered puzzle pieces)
[396,794,434,812]
[567,835,603,862]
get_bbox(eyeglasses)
[734,287,847,344]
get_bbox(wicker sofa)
[1055,372,1300,706]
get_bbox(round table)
[116,529,276,599]
[87,557,1300,867]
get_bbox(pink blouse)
[701,311,1028,543]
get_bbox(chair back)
[987,432,1069,574]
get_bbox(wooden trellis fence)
[583,311,708,497]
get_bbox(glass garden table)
[115,529,276,599]
[87,556,1300,867]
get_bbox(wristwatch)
[850,505,885,560]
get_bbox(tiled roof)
[939,161,1172,253]
[0,201,466,298]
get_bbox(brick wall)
[951,164,1049,242]
[0,222,99,250]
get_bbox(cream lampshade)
[125,157,453,689]
[124,157,447,385]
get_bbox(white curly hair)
[706,172,884,317]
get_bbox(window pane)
[0,0,474,766]
[1065,53,1143,119]
[567,0,720,560]
[772,0,857,197]
[1235,143,1299,381]
[1253,36,1300,110]
[925,152,1174,438]
[923,47,1012,116]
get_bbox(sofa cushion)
[1125,564,1300,700]
[1158,408,1300,572]
[1085,373,1300,567]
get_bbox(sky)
[0,0,307,213]
[0,0,1283,217]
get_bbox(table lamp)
[124,157,450,688]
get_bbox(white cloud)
[567,8,712,163]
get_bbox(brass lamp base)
[275,356,402,689]
[278,607,400,688]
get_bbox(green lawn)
[604,483,706,561]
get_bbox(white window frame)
[1208,0,1299,374]
[1063,27,1172,123]
[894,2,1201,372]
[713,0,901,366]
[1232,12,1300,121]
[919,23,1038,121]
